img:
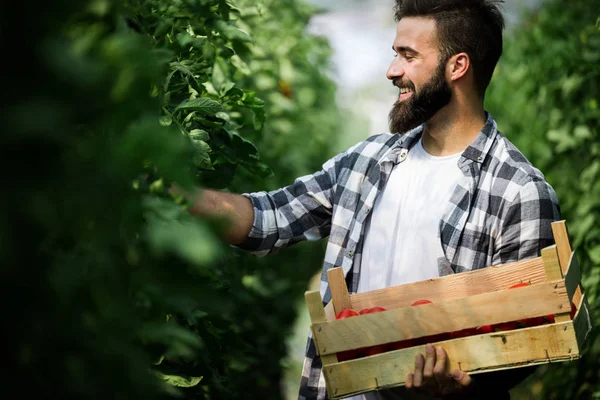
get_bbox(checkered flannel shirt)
[237,112,561,400]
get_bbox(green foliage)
[486,0,600,397]
[2,0,339,399]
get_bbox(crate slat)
[564,251,581,305]
[551,220,572,271]
[314,280,569,356]
[324,322,579,399]
[305,290,338,365]
[574,293,593,351]
[327,267,351,316]
[552,221,584,310]
[349,257,547,311]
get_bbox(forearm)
[177,187,254,245]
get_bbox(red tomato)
[411,299,433,306]
[359,306,387,315]
[508,281,531,289]
[335,308,360,361]
[475,325,493,334]
[336,308,360,319]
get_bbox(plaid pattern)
[238,113,561,400]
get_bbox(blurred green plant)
[486,0,600,398]
[2,0,339,399]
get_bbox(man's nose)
[386,58,405,80]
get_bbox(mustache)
[392,78,415,91]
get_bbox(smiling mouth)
[398,87,413,101]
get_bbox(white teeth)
[400,88,411,94]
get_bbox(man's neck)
[421,101,487,157]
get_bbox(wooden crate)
[305,221,595,399]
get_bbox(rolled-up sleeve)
[234,158,338,256]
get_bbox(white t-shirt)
[347,138,463,400]
[358,137,463,292]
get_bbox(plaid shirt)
[238,113,561,399]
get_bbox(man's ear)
[447,52,470,82]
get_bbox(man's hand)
[405,343,474,398]
[169,185,254,245]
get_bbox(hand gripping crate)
[305,221,595,399]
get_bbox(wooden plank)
[351,257,546,311]
[541,245,571,322]
[313,281,570,355]
[327,267,351,316]
[542,245,562,281]
[574,293,593,352]
[324,301,336,322]
[551,221,584,314]
[305,291,338,366]
[551,220,572,272]
[324,322,579,399]
[564,252,582,306]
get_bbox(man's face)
[387,17,452,134]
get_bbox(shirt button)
[365,208,371,214]
[349,251,354,257]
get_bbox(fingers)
[451,369,473,388]
[423,343,436,381]
[412,352,425,387]
[412,344,437,390]
[407,345,473,397]
[406,373,414,389]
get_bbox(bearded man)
[179,0,561,399]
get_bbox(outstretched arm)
[172,187,254,245]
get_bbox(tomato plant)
[3,0,341,399]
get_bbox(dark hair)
[394,0,505,97]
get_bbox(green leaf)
[191,139,211,153]
[192,151,213,169]
[241,160,274,178]
[230,132,259,158]
[154,372,202,388]
[159,115,172,126]
[588,245,600,264]
[216,20,253,43]
[212,58,227,92]
[189,129,210,141]
[176,32,206,49]
[574,125,592,140]
[231,55,251,75]
[252,107,265,131]
[219,81,236,97]
[176,97,223,115]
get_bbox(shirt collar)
[397,111,499,164]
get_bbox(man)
[181,0,561,398]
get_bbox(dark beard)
[388,62,452,134]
